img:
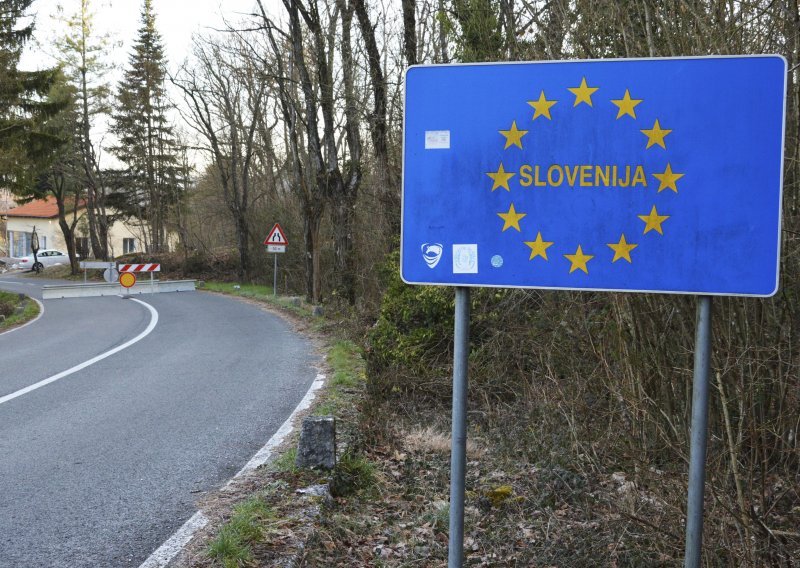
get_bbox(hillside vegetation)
[154,2,800,563]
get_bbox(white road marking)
[0,298,158,406]
[0,297,44,337]
[137,512,209,568]
[234,372,326,477]
[137,371,327,568]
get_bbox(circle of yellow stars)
[486,76,683,275]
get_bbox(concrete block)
[296,416,336,470]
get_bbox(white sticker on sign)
[453,244,478,274]
[425,130,450,149]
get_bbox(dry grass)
[402,426,486,459]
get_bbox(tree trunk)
[303,202,323,304]
[401,0,417,66]
[234,209,250,282]
[354,0,397,237]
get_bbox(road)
[0,272,319,567]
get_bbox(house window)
[123,238,136,254]
[9,231,31,257]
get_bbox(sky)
[22,0,266,72]
[20,0,279,168]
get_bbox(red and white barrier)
[118,263,161,272]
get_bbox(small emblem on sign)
[491,255,503,268]
[453,244,478,274]
[422,243,443,268]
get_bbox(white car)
[14,249,69,271]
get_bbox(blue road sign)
[401,56,786,296]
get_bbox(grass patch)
[328,340,365,388]
[207,496,276,567]
[0,291,39,331]
[273,447,298,473]
[330,452,378,497]
[313,340,365,417]
[204,281,273,297]
[202,280,319,320]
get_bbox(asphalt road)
[0,272,319,567]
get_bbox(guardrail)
[42,280,197,300]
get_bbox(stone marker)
[296,416,336,470]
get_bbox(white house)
[5,197,145,259]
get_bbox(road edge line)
[0,298,158,406]
[137,512,209,568]
[137,371,327,568]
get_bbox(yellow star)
[564,245,594,274]
[610,89,642,119]
[568,77,599,107]
[641,119,672,149]
[486,163,515,191]
[607,234,638,263]
[497,203,526,232]
[652,163,684,193]
[499,121,528,149]
[638,205,670,235]
[524,231,554,260]
[527,91,557,120]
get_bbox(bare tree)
[257,0,364,304]
[173,36,265,282]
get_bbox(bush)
[0,291,19,317]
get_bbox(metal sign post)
[684,296,713,568]
[264,223,288,296]
[273,253,278,297]
[448,287,470,568]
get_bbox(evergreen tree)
[55,0,114,259]
[31,72,85,274]
[450,0,504,62]
[0,0,63,191]
[111,0,180,253]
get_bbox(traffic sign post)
[80,261,115,283]
[119,263,160,294]
[264,223,288,296]
[402,56,786,568]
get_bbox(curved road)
[0,273,319,567]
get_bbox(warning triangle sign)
[264,223,288,246]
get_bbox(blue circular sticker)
[491,255,503,268]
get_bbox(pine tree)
[111,0,180,253]
[54,0,114,260]
[0,0,63,191]
[32,73,85,274]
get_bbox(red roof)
[6,197,84,218]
